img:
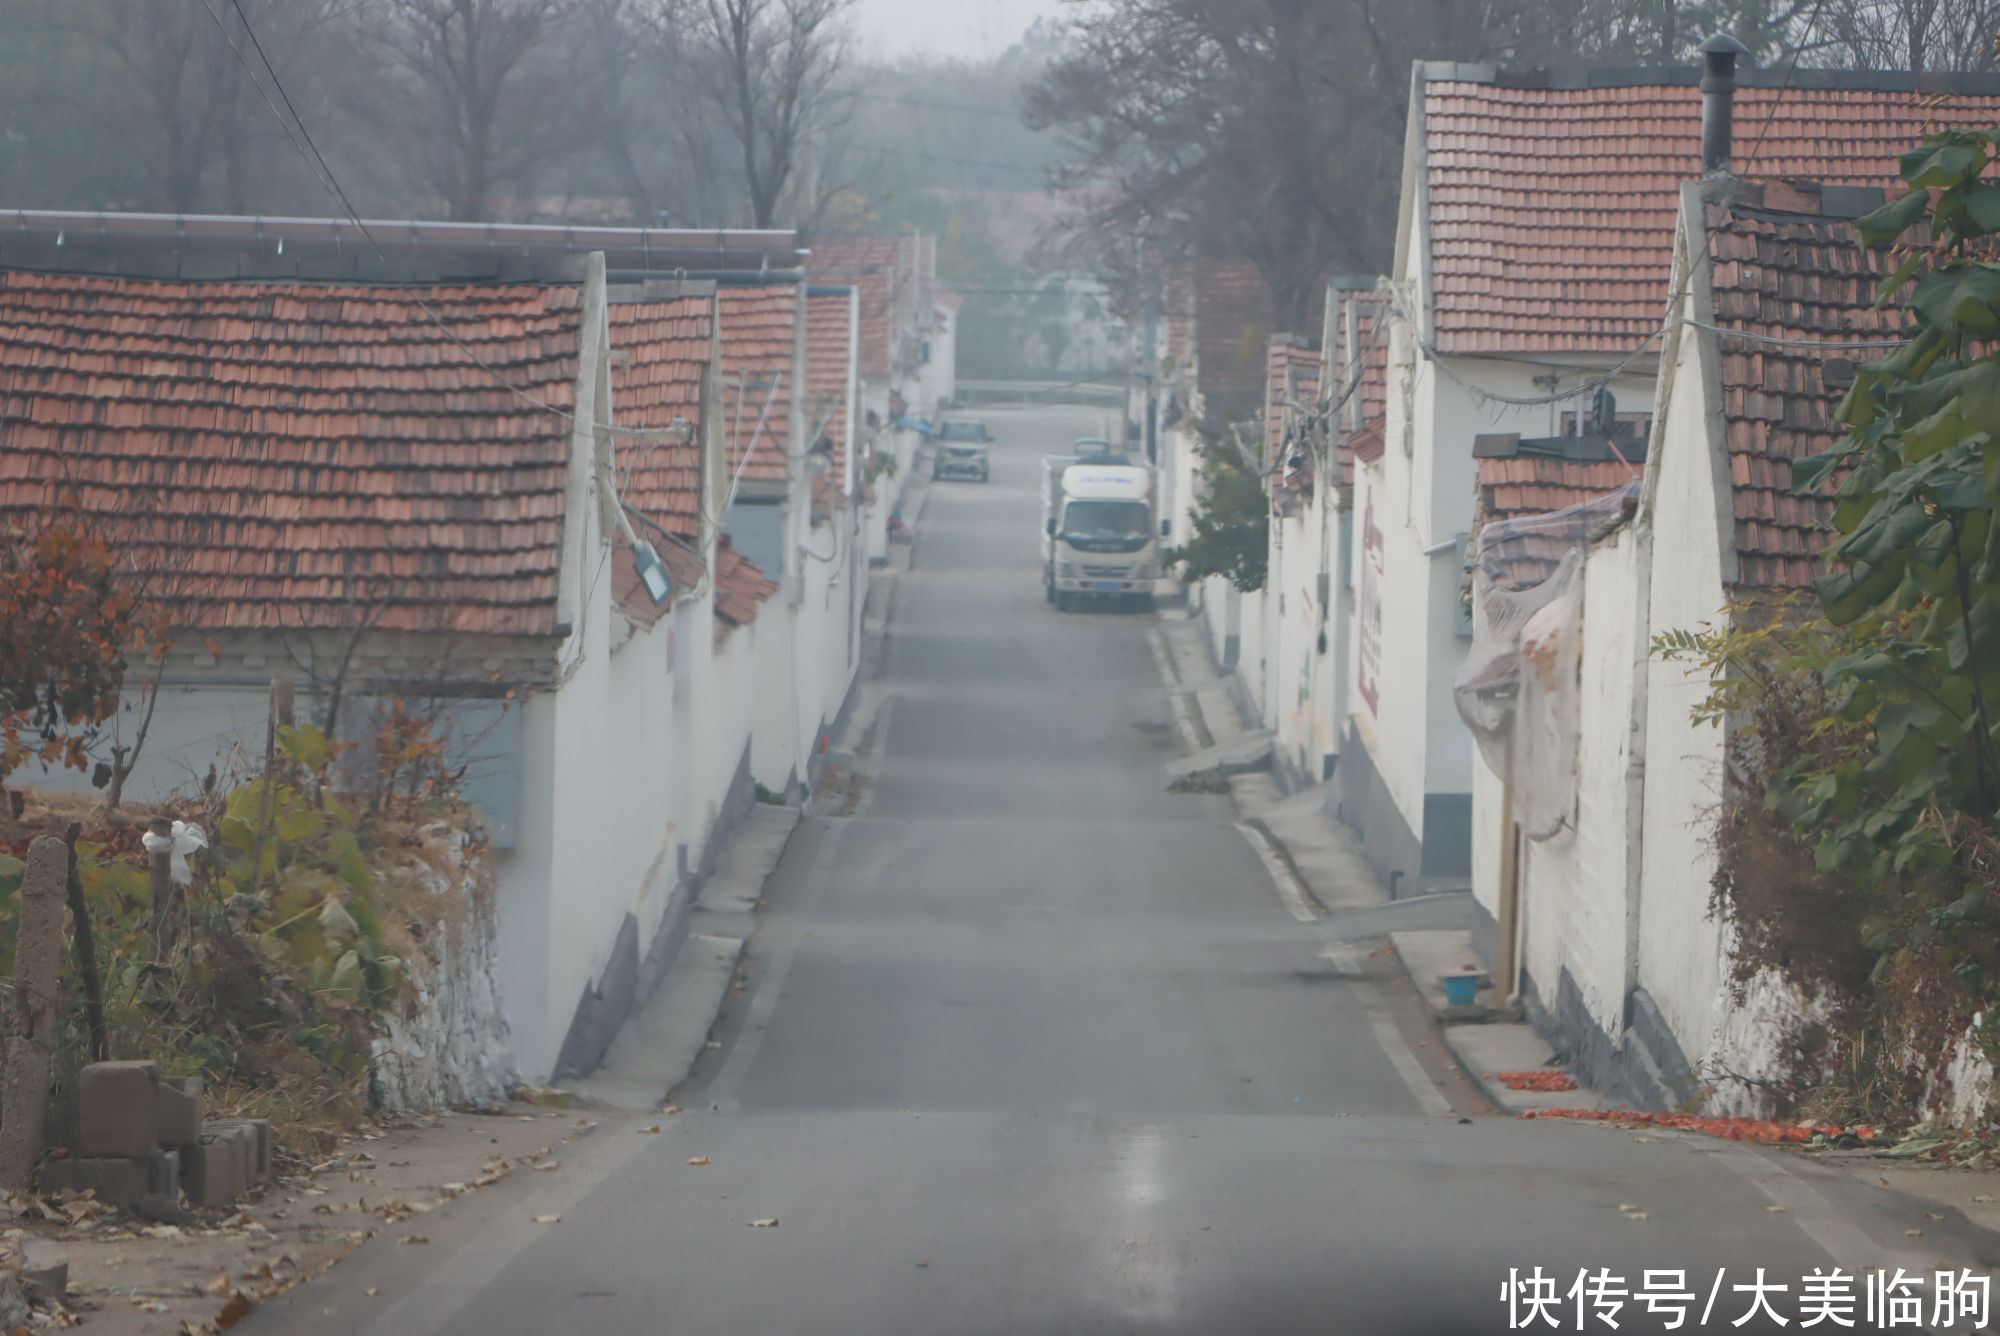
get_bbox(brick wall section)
[1423,81,2000,354]
[0,272,580,636]
[1194,259,1275,421]
[717,284,799,486]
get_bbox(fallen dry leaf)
[366,1287,381,1297]
[532,1161,561,1173]
[1906,1229,1924,1238]
[1762,1205,1787,1213]
[660,1104,682,1116]
[214,1292,257,1330]
[401,1235,430,1245]
[1975,1194,1996,1204]
[748,1218,779,1228]
[638,1126,661,1135]
[532,1215,561,1225]
[687,1157,710,1166]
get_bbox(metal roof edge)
[1419,62,2000,95]
[0,209,806,273]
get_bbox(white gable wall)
[1636,230,1734,1076]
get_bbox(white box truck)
[1042,457,1163,611]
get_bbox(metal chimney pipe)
[1699,35,1751,176]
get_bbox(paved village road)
[253,407,1986,1335]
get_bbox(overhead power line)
[196,0,711,441]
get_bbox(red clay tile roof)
[805,289,855,490]
[610,528,701,629]
[0,271,581,637]
[1705,185,1906,589]
[1478,456,1637,523]
[1195,259,1275,419]
[807,236,903,378]
[712,534,776,645]
[1264,335,1320,464]
[1473,471,1640,591]
[1348,417,1386,464]
[609,292,713,539]
[1325,287,1386,484]
[1422,78,2000,354]
[717,283,799,487]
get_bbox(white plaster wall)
[750,587,802,793]
[708,621,759,813]
[1241,574,1271,721]
[1364,340,1435,837]
[1164,422,1200,551]
[1516,530,1644,1041]
[1360,335,1658,848]
[1638,371,1731,1069]
[28,682,272,803]
[494,693,556,1077]
[1470,753,1504,921]
[1269,509,1312,772]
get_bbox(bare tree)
[1,0,344,213]
[654,0,853,228]
[363,0,617,219]
[1811,0,2000,72]
[1024,0,1458,331]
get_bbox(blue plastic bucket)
[1443,974,1480,1007]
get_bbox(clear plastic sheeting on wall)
[1454,481,1637,840]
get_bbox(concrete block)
[19,1240,69,1301]
[209,1118,271,1181]
[181,1133,247,1208]
[154,1079,202,1146]
[78,1061,161,1158]
[36,1155,147,1206]
[147,1147,180,1200]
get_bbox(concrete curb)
[570,807,802,1111]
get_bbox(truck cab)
[1043,461,1161,611]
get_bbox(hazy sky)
[852,0,1069,61]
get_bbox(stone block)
[0,1274,26,1332]
[181,1132,246,1208]
[36,1155,147,1206]
[77,1061,160,1158]
[19,1240,68,1301]
[147,1147,180,1200]
[153,1079,202,1146]
[209,1118,270,1182]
